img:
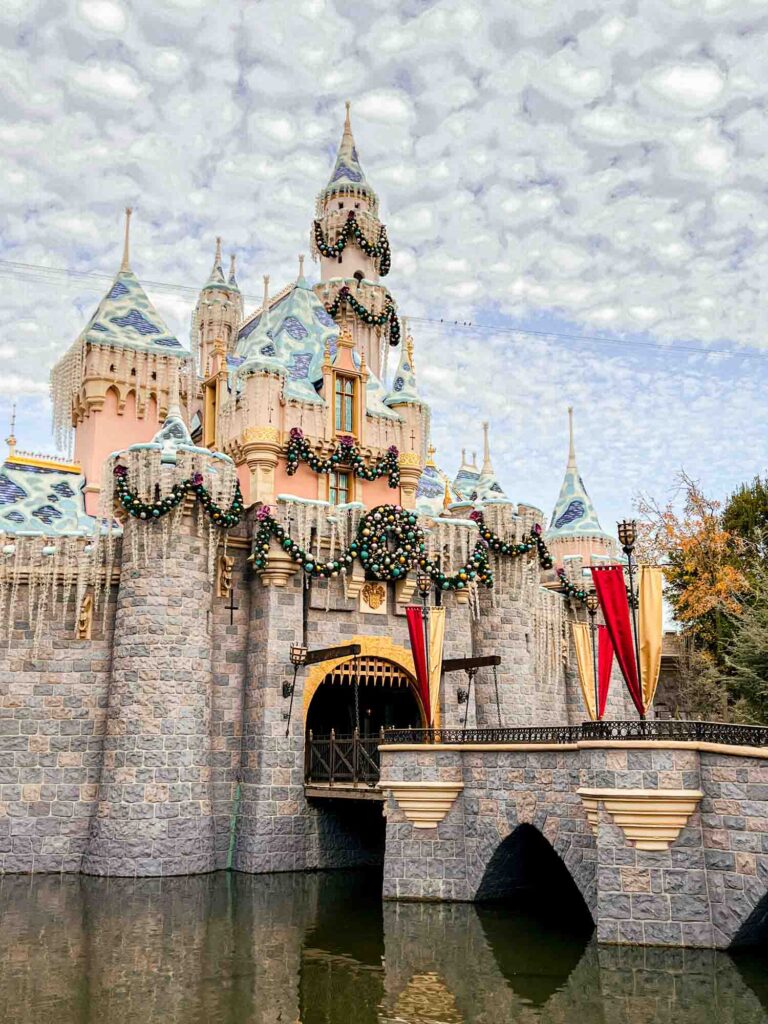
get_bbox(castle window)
[353,270,364,284]
[338,202,344,210]
[329,470,350,506]
[130,368,136,376]
[334,375,356,434]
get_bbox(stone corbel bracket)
[380,781,464,829]
[578,788,704,851]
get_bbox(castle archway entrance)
[306,655,425,738]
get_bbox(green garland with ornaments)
[249,504,551,592]
[285,428,400,488]
[314,211,391,276]
[326,285,401,347]
[113,464,245,529]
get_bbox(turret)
[193,238,243,376]
[384,324,428,509]
[545,407,617,568]
[312,102,397,380]
[50,208,192,514]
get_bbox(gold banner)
[639,565,664,710]
[428,607,446,727]
[573,622,597,721]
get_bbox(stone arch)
[473,823,594,931]
[301,635,416,721]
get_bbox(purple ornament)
[290,426,304,441]
[339,435,355,449]
[113,464,128,478]
[387,445,399,456]
[468,510,483,523]
[532,523,542,537]
[192,472,204,486]
[256,504,273,522]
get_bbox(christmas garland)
[113,465,245,528]
[286,428,400,487]
[250,503,550,591]
[314,211,391,276]
[326,285,401,347]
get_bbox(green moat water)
[1,869,766,1023]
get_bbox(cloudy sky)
[2,0,768,531]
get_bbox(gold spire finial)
[344,99,351,129]
[461,447,466,467]
[214,237,222,266]
[472,451,478,468]
[262,274,270,308]
[5,402,16,456]
[481,421,493,475]
[120,207,133,272]
[229,253,236,278]
[442,477,452,511]
[298,254,305,280]
[568,406,576,467]
[426,443,436,468]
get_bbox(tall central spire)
[324,100,371,196]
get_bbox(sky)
[2,0,768,533]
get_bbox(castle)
[0,105,634,878]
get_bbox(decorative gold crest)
[361,582,386,610]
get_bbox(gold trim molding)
[398,452,421,468]
[379,781,464,829]
[578,787,704,851]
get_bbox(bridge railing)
[380,721,768,748]
[304,730,381,788]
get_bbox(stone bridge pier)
[379,735,768,949]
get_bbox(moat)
[2,869,767,1024]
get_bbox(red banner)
[597,624,614,719]
[405,606,431,724]
[591,566,643,717]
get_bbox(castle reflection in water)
[1,870,766,1024]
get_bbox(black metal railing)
[304,730,382,788]
[380,725,583,745]
[580,719,768,746]
[380,721,768,748]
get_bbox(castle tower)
[384,325,428,509]
[545,407,617,568]
[82,405,240,876]
[312,102,396,380]
[50,208,192,515]
[193,238,244,375]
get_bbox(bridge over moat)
[304,721,768,950]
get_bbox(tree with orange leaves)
[636,472,748,661]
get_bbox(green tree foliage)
[723,573,768,724]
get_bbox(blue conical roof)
[324,102,372,196]
[545,409,611,540]
[384,334,425,408]
[81,267,184,355]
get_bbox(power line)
[409,316,768,362]
[0,257,765,362]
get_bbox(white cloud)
[69,62,144,103]
[75,0,127,34]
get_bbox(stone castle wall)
[1,516,607,878]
